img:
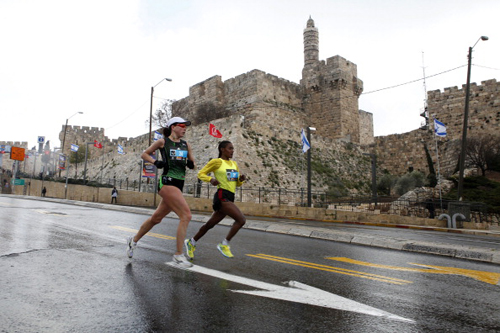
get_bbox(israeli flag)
[301,129,310,153]
[434,119,447,137]
[70,144,79,152]
[118,144,124,155]
[154,131,163,141]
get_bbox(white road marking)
[166,262,414,323]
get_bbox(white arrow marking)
[166,262,414,323]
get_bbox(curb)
[5,195,500,265]
[227,218,500,265]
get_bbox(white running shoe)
[126,236,137,258]
[173,254,193,268]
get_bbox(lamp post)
[307,127,316,207]
[59,111,83,177]
[149,78,172,145]
[457,36,488,201]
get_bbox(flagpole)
[100,129,104,184]
[100,142,104,184]
[300,144,304,206]
[433,118,443,210]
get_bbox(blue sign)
[38,136,45,144]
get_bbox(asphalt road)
[1,196,500,332]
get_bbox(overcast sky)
[1,0,499,150]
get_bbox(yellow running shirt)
[198,158,244,193]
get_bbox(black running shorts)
[212,188,235,211]
[159,176,184,192]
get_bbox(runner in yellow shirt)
[185,141,246,259]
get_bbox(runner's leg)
[161,186,192,255]
[220,202,246,241]
[193,210,226,242]
[133,198,171,243]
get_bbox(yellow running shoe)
[217,243,234,258]
[184,239,196,260]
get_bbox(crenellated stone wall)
[0,141,28,174]
[302,55,364,144]
[375,79,500,177]
[427,79,500,141]
[173,18,370,146]
[359,110,374,145]
[173,70,304,124]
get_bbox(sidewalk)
[9,195,500,265]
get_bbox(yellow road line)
[111,226,175,240]
[248,253,412,285]
[327,257,500,285]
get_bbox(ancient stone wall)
[0,141,28,174]
[359,110,374,145]
[427,79,500,141]
[173,70,303,124]
[375,79,500,177]
[302,55,364,144]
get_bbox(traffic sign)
[38,136,45,144]
[10,147,25,161]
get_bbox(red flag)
[94,140,103,148]
[209,124,223,138]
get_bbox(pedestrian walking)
[185,140,246,260]
[126,117,195,268]
[42,187,47,197]
[111,187,118,204]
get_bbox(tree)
[69,148,89,164]
[377,173,397,196]
[466,135,500,176]
[151,99,175,128]
[393,171,425,196]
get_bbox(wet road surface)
[1,196,500,332]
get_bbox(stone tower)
[303,16,319,68]
[301,17,364,144]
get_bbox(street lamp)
[457,36,488,201]
[307,127,316,207]
[149,78,172,145]
[59,111,83,177]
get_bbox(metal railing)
[40,173,491,223]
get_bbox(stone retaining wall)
[14,178,497,230]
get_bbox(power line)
[473,64,500,71]
[362,64,467,95]
[105,100,148,131]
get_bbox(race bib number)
[170,149,188,160]
[226,169,239,182]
